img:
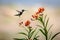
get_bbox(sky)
[0,0,60,7]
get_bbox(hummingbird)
[15,9,26,17]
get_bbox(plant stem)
[43,18,48,40]
[44,27,48,40]
[38,16,48,40]
[42,18,48,40]
[28,27,32,39]
[46,35,48,40]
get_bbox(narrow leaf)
[48,24,53,32]
[23,26,29,32]
[34,31,39,39]
[19,32,28,36]
[30,28,37,38]
[36,25,43,29]
[39,29,46,36]
[14,38,27,40]
[35,36,40,38]
[33,37,39,40]
[44,15,47,22]
[33,36,39,40]
[51,32,60,40]
[46,18,49,27]
[38,17,43,23]
[38,17,44,26]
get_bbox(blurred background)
[0,0,60,40]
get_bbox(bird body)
[15,9,26,17]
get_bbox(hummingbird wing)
[15,10,21,16]
[16,10,20,12]
[15,14,20,16]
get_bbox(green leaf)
[33,32,39,40]
[28,26,32,32]
[19,32,28,36]
[29,28,37,38]
[14,38,27,40]
[14,38,21,40]
[46,18,49,27]
[33,31,39,39]
[48,24,53,32]
[44,15,47,22]
[35,36,40,38]
[38,17,43,23]
[51,32,60,40]
[38,17,45,26]
[33,37,39,40]
[33,36,39,40]
[23,26,29,32]
[39,29,46,36]
[36,25,43,29]
[43,28,47,36]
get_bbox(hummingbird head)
[22,9,26,12]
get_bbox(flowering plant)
[14,20,39,40]
[32,7,60,40]
[14,7,60,40]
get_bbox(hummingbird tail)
[15,14,19,16]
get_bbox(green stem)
[28,27,32,39]
[42,18,48,40]
[44,27,48,40]
[44,26,48,40]
[45,34,47,40]
[45,29,48,40]
[38,16,48,40]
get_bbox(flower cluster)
[25,20,30,26]
[19,7,44,27]
[32,7,44,20]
